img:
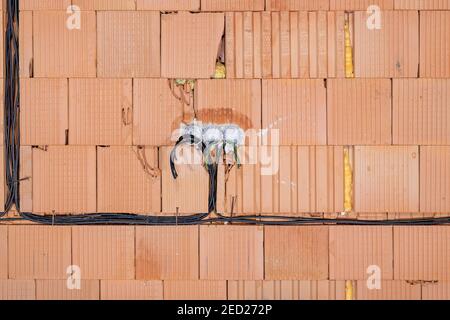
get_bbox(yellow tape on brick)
[345,280,354,300]
[344,148,353,212]
[344,20,354,78]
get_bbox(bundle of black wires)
[0,0,449,226]
[12,212,450,226]
[169,134,219,214]
[3,0,20,216]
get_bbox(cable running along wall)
[1,1,450,226]
[3,0,20,214]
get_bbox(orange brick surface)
[354,146,419,213]
[329,226,393,280]
[100,280,163,300]
[420,147,450,213]
[33,11,96,77]
[97,147,161,214]
[136,226,199,280]
[161,12,224,78]
[354,10,419,77]
[8,226,71,279]
[327,79,391,145]
[261,146,344,214]
[36,280,100,300]
[2,0,450,302]
[32,146,97,214]
[420,11,450,78]
[200,226,264,280]
[97,11,160,77]
[262,79,326,145]
[394,226,450,280]
[133,79,184,146]
[20,79,68,145]
[72,226,135,280]
[265,226,329,280]
[69,79,132,145]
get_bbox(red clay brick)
[32,146,97,214]
[69,79,132,145]
[100,281,163,300]
[133,79,185,146]
[160,146,225,214]
[20,79,68,146]
[328,79,391,145]
[97,147,160,214]
[36,280,100,300]
[19,11,33,78]
[420,147,450,213]
[200,226,264,280]
[195,79,261,131]
[394,226,450,281]
[422,282,450,300]
[97,11,160,77]
[330,0,393,10]
[226,12,334,78]
[20,0,71,10]
[164,281,227,300]
[355,281,420,300]
[261,146,344,215]
[329,226,393,280]
[265,226,329,280]
[161,12,224,78]
[354,146,419,213]
[136,226,199,280]
[72,226,135,280]
[354,10,419,77]
[0,227,7,279]
[420,11,450,78]
[202,0,264,11]
[8,226,71,279]
[0,280,36,300]
[394,80,450,145]
[265,0,329,10]
[262,79,326,145]
[395,0,450,9]
[33,11,96,77]
[73,0,136,10]
[137,0,200,10]
[228,280,344,300]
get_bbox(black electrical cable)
[0,0,449,227]
[3,0,20,215]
